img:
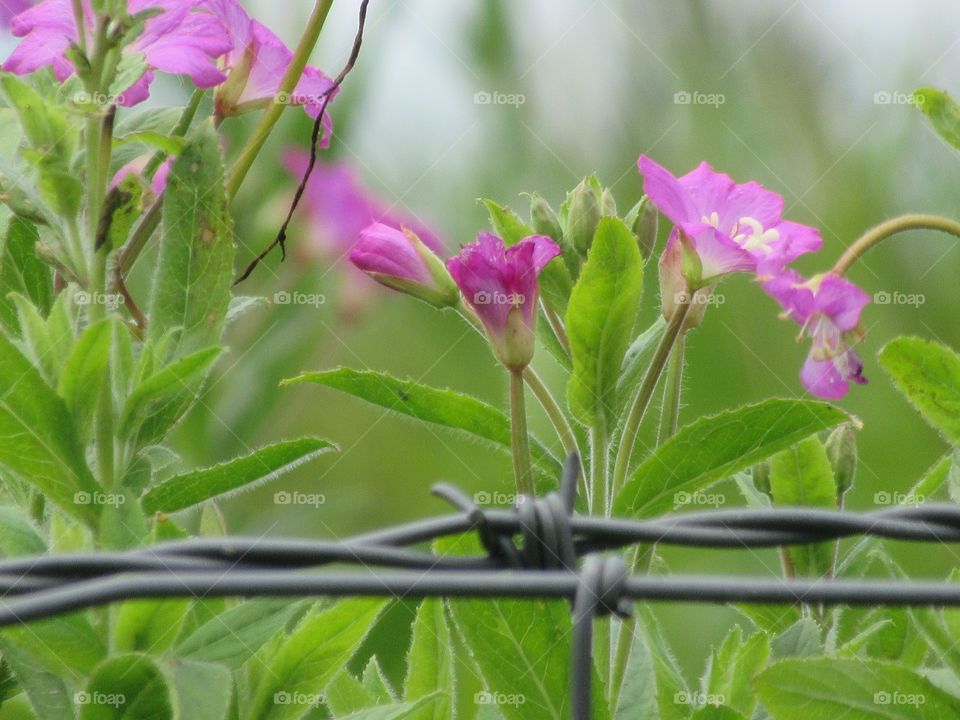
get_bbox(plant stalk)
[832,213,960,276]
[657,334,686,444]
[509,370,534,497]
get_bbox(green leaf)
[0,331,100,524]
[120,346,222,447]
[283,368,561,484]
[1,613,105,681]
[0,636,74,720]
[403,600,455,720]
[880,336,960,446]
[175,599,303,668]
[113,131,187,158]
[690,708,747,720]
[635,606,690,720]
[336,698,442,720]
[79,654,173,720]
[148,122,234,357]
[114,600,191,655]
[0,73,74,162]
[248,599,386,720]
[914,87,960,150]
[768,436,838,577]
[770,617,822,660]
[756,658,960,719]
[326,671,377,716]
[97,174,146,251]
[10,291,77,387]
[614,399,847,518]
[482,199,533,245]
[703,626,768,718]
[0,506,46,556]
[168,659,232,720]
[57,319,113,443]
[363,658,397,705]
[0,217,52,334]
[566,217,643,428]
[142,437,336,514]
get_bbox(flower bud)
[658,238,711,330]
[529,193,563,242]
[625,196,658,260]
[826,424,858,497]
[565,177,602,256]
[350,223,459,308]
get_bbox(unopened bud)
[566,177,601,256]
[529,193,563,242]
[625,196,658,260]
[826,424,858,496]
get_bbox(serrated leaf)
[80,654,173,720]
[614,399,847,518]
[880,336,960,446]
[248,599,387,720]
[703,626,768,718]
[566,217,643,428]
[327,671,377,716]
[148,122,233,357]
[0,506,45,556]
[0,331,99,524]
[0,217,52,334]
[114,599,191,655]
[756,658,960,719]
[635,606,690,720]
[914,87,960,150]
[175,599,302,668]
[0,635,74,720]
[404,599,455,720]
[769,436,837,577]
[141,437,336,514]
[336,697,442,720]
[283,368,561,484]
[57,319,113,443]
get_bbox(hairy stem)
[521,367,579,459]
[590,424,607,516]
[657,334,686,444]
[510,370,535,497]
[612,299,691,496]
[832,213,960,276]
[543,303,570,357]
[226,0,335,199]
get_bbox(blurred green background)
[126,0,960,673]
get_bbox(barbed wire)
[6,454,960,719]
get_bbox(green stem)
[543,303,570,357]
[95,379,114,488]
[832,213,960,276]
[144,89,204,178]
[71,0,87,54]
[589,424,607,516]
[226,0,335,199]
[657,334,686,444]
[521,367,579,459]
[509,370,534,497]
[612,299,691,496]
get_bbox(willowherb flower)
[446,232,561,371]
[763,269,870,399]
[638,155,822,287]
[349,223,459,308]
[2,0,232,105]
[202,0,336,138]
[0,0,33,29]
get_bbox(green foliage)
[880,336,960,446]
[914,87,960,150]
[0,218,52,334]
[566,217,644,429]
[403,600,455,720]
[614,399,847,517]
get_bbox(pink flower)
[0,0,33,29]
[202,0,337,139]
[446,232,561,371]
[764,269,870,399]
[349,223,458,308]
[282,151,443,318]
[112,156,173,196]
[2,0,231,105]
[638,155,822,285]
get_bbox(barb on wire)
[6,454,960,720]
[234,0,372,286]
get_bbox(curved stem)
[611,299,691,496]
[657,334,686,444]
[832,213,960,276]
[226,0,335,199]
[542,303,570,357]
[589,424,607,516]
[509,370,534,497]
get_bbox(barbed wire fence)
[6,455,960,718]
